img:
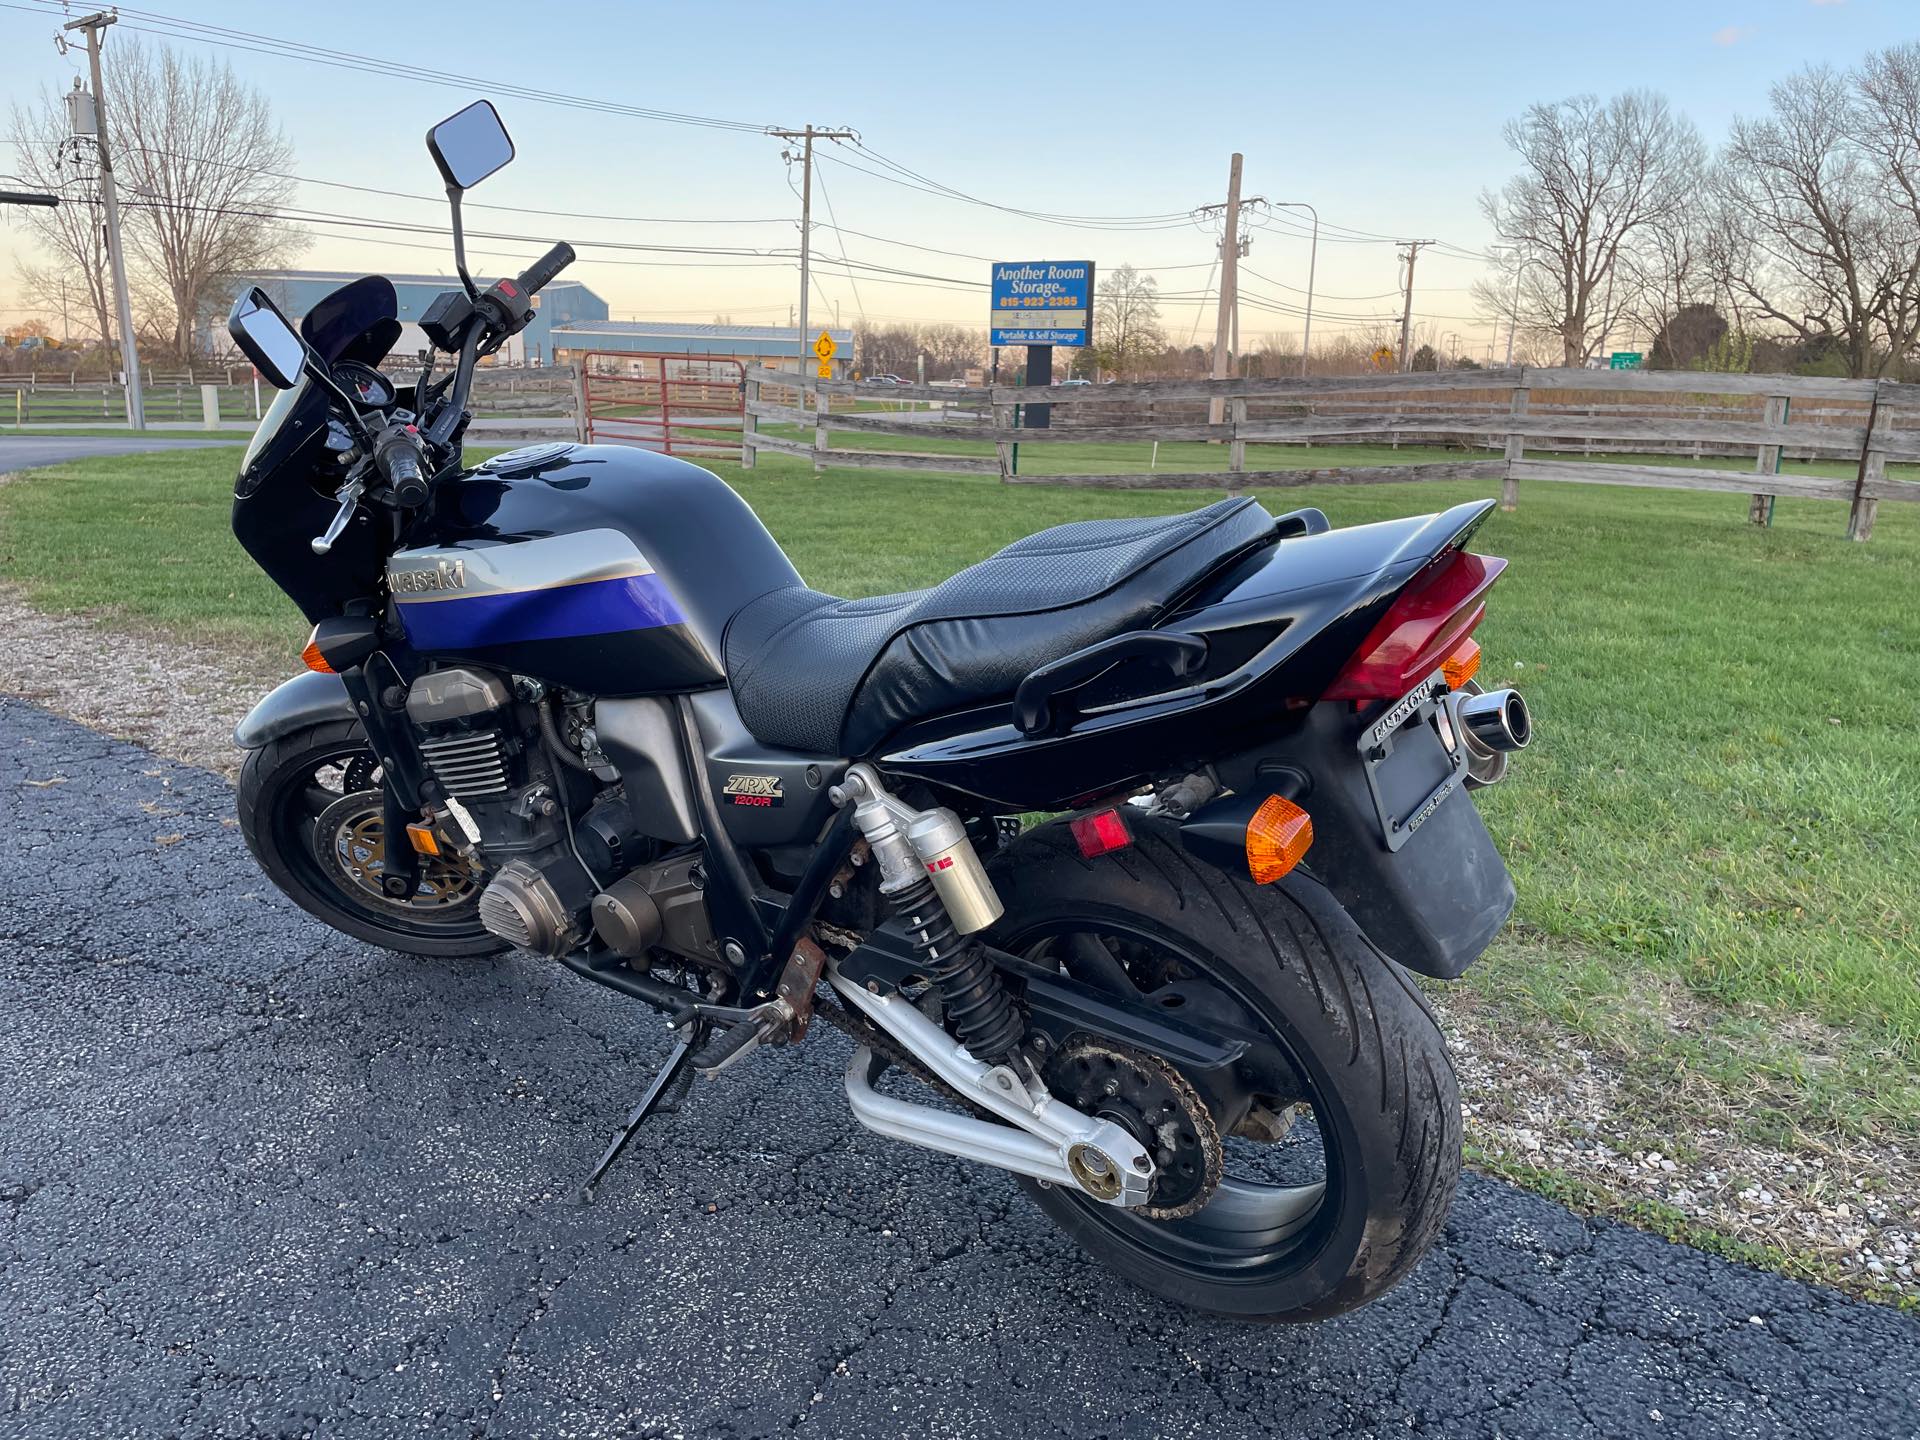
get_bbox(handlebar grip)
[515,242,575,297]
[378,434,428,507]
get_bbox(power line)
[810,160,866,326]
[5,0,776,133]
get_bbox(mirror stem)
[448,184,478,300]
[302,359,376,446]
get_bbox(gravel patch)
[2,585,1912,1305]
[0,583,278,778]
[1445,1002,1919,1305]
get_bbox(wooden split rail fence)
[740,365,1920,541]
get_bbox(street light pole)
[1273,201,1318,378]
[64,11,143,430]
[1495,245,1526,367]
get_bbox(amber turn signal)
[404,822,442,858]
[300,635,335,674]
[1441,638,1482,690]
[1245,794,1313,884]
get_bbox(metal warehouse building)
[244,270,611,367]
[550,320,854,373]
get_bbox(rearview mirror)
[427,100,514,191]
[227,286,308,390]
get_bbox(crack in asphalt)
[0,697,1916,1440]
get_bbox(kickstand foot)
[579,1033,697,1203]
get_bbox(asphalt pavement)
[2,697,1915,1439]
[0,435,238,470]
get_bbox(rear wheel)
[236,719,505,958]
[987,816,1460,1322]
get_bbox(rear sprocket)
[1045,1041,1223,1220]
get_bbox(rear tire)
[987,816,1461,1322]
[237,719,507,959]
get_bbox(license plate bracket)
[1356,671,1465,853]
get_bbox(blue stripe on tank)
[396,572,687,650]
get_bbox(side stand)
[579,1032,698,1203]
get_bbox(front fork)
[338,650,431,898]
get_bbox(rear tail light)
[1245,794,1313,884]
[1324,550,1507,701]
[1070,808,1132,859]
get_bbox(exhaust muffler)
[1447,684,1531,788]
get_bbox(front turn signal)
[1245,794,1313,884]
[300,635,335,674]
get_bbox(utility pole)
[64,12,143,429]
[769,125,856,375]
[1396,239,1434,372]
[1207,154,1243,426]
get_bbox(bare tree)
[6,83,116,346]
[918,323,985,379]
[1089,264,1163,378]
[1851,43,1920,371]
[1475,91,1704,365]
[108,39,305,360]
[854,323,917,378]
[1711,63,1920,377]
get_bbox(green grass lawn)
[2,440,1916,1159]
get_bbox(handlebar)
[516,242,575,297]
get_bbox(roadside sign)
[1371,346,1395,370]
[813,331,836,360]
[1610,351,1644,370]
[990,260,1094,347]
[816,359,832,379]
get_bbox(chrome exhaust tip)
[1458,687,1531,753]
[1447,685,1531,789]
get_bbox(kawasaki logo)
[391,558,466,594]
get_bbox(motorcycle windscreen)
[299,275,402,367]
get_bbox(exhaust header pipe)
[1447,685,1531,789]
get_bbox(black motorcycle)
[226,100,1532,1322]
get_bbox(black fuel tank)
[389,444,799,695]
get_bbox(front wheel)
[987,816,1461,1322]
[236,718,506,958]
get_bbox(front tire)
[987,816,1461,1322]
[236,719,506,959]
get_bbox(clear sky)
[1,0,1914,355]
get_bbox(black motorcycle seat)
[723,497,1277,755]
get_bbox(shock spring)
[894,874,1025,1064]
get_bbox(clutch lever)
[311,475,367,555]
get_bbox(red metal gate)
[581,352,745,458]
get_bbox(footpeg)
[688,1004,787,1076]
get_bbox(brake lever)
[311,476,367,555]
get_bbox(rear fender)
[1192,701,1514,979]
[233,670,356,749]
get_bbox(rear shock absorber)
[831,765,1026,1064]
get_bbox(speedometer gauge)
[334,360,396,408]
